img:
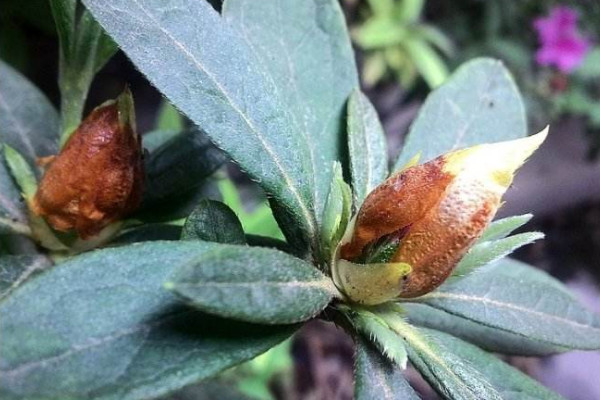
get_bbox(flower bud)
[31,90,143,239]
[339,128,548,300]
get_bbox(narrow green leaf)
[0,241,295,400]
[345,307,408,368]
[0,60,59,176]
[82,0,319,253]
[353,17,408,50]
[167,245,336,324]
[2,145,37,200]
[347,89,388,205]
[366,0,395,17]
[424,329,564,400]
[403,36,448,88]
[452,231,544,278]
[354,336,418,400]
[223,0,359,226]
[321,162,351,259]
[48,0,76,59]
[416,24,454,55]
[137,129,227,219]
[2,146,67,251]
[181,200,245,244]
[411,258,600,351]
[393,58,526,170]
[51,0,118,145]
[478,214,533,243]
[382,312,503,400]
[397,0,425,23]
[0,143,28,234]
[0,255,51,300]
[362,52,387,87]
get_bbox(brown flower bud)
[31,90,143,239]
[338,128,548,300]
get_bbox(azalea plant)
[1,1,600,400]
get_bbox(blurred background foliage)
[346,0,600,158]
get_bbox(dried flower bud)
[31,90,143,239]
[339,128,548,300]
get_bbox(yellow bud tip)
[443,126,549,190]
[398,152,422,172]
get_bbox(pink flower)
[533,6,591,73]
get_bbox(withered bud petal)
[31,89,143,239]
[338,128,548,302]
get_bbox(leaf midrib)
[419,292,600,333]
[129,0,316,239]
[173,279,338,296]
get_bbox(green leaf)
[2,145,37,200]
[393,58,526,170]
[416,24,454,56]
[403,36,448,88]
[362,53,387,87]
[49,0,76,59]
[181,200,245,244]
[452,231,544,278]
[0,60,59,176]
[353,17,408,50]
[0,255,50,300]
[167,245,336,324]
[424,329,564,400]
[2,146,67,251]
[404,259,575,356]
[397,0,425,23]
[354,336,418,400]
[381,311,503,400]
[51,0,118,145]
[223,0,359,227]
[0,241,295,400]
[366,0,395,17]
[320,163,352,259]
[155,100,184,132]
[344,307,408,368]
[81,0,319,253]
[136,129,227,221]
[0,145,30,237]
[478,214,533,243]
[402,302,563,356]
[347,89,388,205]
[410,258,600,351]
